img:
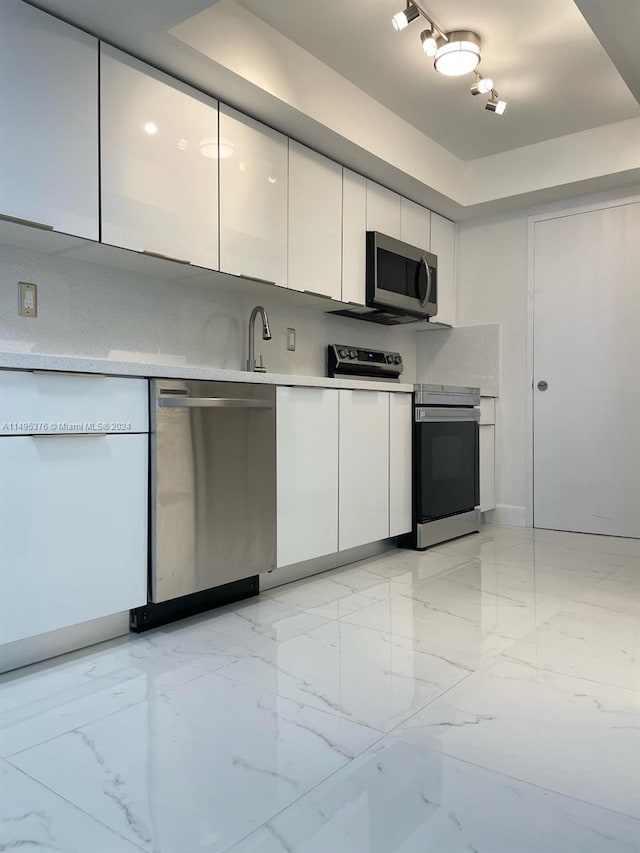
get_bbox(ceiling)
[235,0,639,160]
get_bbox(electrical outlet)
[19,282,37,318]
[287,328,296,351]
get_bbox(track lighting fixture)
[390,2,509,117]
[470,73,493,96]
[391,3,420,32]
[486,91,507,114]
[420,28,438,57]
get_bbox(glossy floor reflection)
[1,524,639,852]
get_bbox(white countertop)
[0,352,414,393]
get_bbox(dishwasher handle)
[158,396,274,409]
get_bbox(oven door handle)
[415,407,480,423]
[420,255,433,308]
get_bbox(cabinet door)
[101,47,219,269]
[219,105,288,286]
[342,170,367,305]
[479,424,496,512]
[400,198,431,251]
[366,181,401,238]
[0,0,98,239]
[389,393,413,536]
[276,388,339,567]
[288,142,342,298]
[0,435,147,645]
[431,213,456,326]
[339,391,389,550]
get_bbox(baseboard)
[0,612,130,675]
[260,540,395,591]
[485,504,529,527]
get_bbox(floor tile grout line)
[3,757,148,852]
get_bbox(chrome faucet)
[246,305,272,372]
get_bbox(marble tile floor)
[1,523,639,852]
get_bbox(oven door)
[366,231,437,318]
[415,407,480,522]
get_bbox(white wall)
[455,184,640,526]
[0,244,418,380]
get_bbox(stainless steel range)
[404,384,481,549]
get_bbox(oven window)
[416,421,478,521]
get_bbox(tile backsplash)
[0,244,418,380]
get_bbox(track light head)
[434,31,481,76]
[470,76,493,96]
[392,3,419,31]
[486,93,507,114]
[420,28,438,57]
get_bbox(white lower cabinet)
[276,388,339,567]
[389,393,413,536]
[339,390,389,550]
[0,433,147,645]
[479,397,496,512]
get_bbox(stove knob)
[394,355,402,364]
[338,348,348,358]
[386,354,395,364]
[349,349,357,359]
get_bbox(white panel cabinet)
[0,433,147,645]
[480,425,496,512]
[276,388,339,567]
[400,198,431,251]
[389,393,413,536]
[366,181,401,238]
[101,47,219,269]
[0,0,98,240]
[342,170,367,305]
[219,105,288,286]
[288,141,342,298]
[430,213,456,326]
[339,391,389,550]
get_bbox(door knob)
[537,380,548,391]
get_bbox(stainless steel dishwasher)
[149,379,276,606]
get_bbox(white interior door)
[533,201,640,538]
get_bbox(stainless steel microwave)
[367,231,438,320]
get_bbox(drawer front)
[480,397,496,425]
[0,370,148,434]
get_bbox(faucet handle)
[254,354,267,373]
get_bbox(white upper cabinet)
[339,390,390,550]
[366,181,401,238]
[276,387,339,567]
[101,47,219,269]
[288,141,342,298]
[430,212,456,326]
[389,393,413,536]
[0,0,98,239]
[400,198,431,251]
[219,105,288,286]
[342,170,367,306]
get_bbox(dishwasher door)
[151,379,276,603]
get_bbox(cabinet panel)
[400,198,431,251]
[0,372,148,435]
[219,105,288,286]
[288,141,342,298]
[366,181,401,238]
[0,434,147,645]
[339,391,389,550]
[101,47,219,269]
[430,213,456,326]
[480,397,496,425]
[342,170,367,305]
[0,0,98,239]
[389,394,413,536]
[480,424,496,512]
[277,388,339,567]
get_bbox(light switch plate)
[19,282,37,317]
[287,328,296,351]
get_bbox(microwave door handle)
[420,255,433,308]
